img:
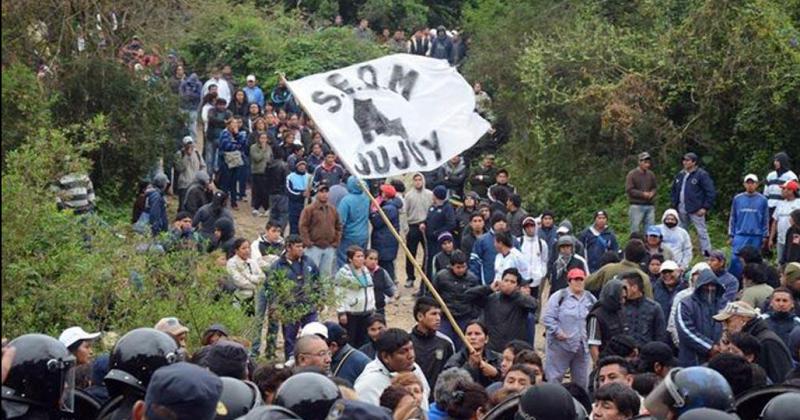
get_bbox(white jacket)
[519,234,549,287]
[658,209,693,269]
[225,255,266,300]
[354,358,430,410]
[494,247,529,283]
[335,265,376,314]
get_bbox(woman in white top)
[335,245,376,348]
[226,238,266,313]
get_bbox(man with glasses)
[294,335,332,374]
[670,152,717,256]
[626,152,658,234]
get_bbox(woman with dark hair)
[443,381,489,420]
[228,89,249,117]
[225,237,265,313]
[335,245,376,348]
[245,103,263,134]
[443,320,503,387]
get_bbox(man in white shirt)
[201,68,231,105]
[771,180,800,262]
[493,230,529,284]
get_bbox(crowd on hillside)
[6,20,800,420]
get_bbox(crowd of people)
[7,20,800,420]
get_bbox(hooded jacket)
[335,264,376,314]
[587,279,625,353]
[765,152,798,209]
[354,358,430,410]
[370,197,402,261]
[743,316,794,384]
[179,73,202,110]
[520,226,549,286]
[670,166,716,214]
[578,225,619,273]
[465,285,538,353]
[338,177,370,242]
[405,172,434,224]
[174,147,206,190]
[658,209,693,269]
[144,176,169,237]
[209,217,236,255]
[432,267,481,319]
[676,269,726,367]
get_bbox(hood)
[662,208,680,223]
[151,173,169,191]
[382,196,403,210]
[692,269,723,298]
[187,73,200,84]
[411,172,425,189]
[214,217,235,241]
[212,191,227,208]
[193,171,210,187]
[599,278,625,311]
[346,176,363,194]
[775,152,791,173]
[558,219,573,232]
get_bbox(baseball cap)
[300,322,329,340]
[660,260,679,272]
[707,249,726,262]
[144,362,223,420]
[58,326,102,349]
[638,342,678,371]
[743,173,758,183]
[683,152,698,162]
[784,262,800,282]
[782,179,799,192]
[155,317,190,336]
[182,136,194,145]
[557,225,570,234]
[567,268,586,280]
[246,74,256,82]
[689,262,711,277]
[379,183,397,198]
[646,226,662,237]
[713,301,760,321]
[438,232,454,245]
[594,210,608,219]
[638,152,651,161]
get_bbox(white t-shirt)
[494,247,529,283]
[773,198,800,244]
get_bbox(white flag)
[287,54,491,179]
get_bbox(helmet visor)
[58,359,76,413]
[644,368,683,419]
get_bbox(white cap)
[59,327,101,349]
[660,260,680,272]
[689,262,711,277]
[182,135,194,145]
[744,173,758,183]
[300,322,328,339]
[557,226,570,234]
[246,74,256,82]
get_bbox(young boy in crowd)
[365,249,397,315]
[465,267,538,352]
[431,232,456,278]
[251,220,285,267]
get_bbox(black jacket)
[760,311,800,349]
[623,296,667,347]
[587,279,625,354]
[432,268,481,319]
[465,286,537,352]
[410,326,455,397]
[743,317,794,384]
[444,348,502,387]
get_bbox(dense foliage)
[463,0,800,233]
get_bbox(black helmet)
[1,334,76,417]
[104,328,182,397]
[274,372,341,420]
[239,405,302,419]
[216,377,262,419]
[678,408,738,419]
[759,391,800,420]
[735,385,800,419]
[645,367,734,418]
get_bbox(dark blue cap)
[144,362,223,420]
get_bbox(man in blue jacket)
[671,152,717,256]
[421,186,456,290]
[326,321,370,386]
[337,177,370,267]
[728,174,770,279]
[470,213,508,285]
[675,268,726,367]
[578,210,619,273]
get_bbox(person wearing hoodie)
[578,210,620,273]
[706,250,740,303]
[404,173,434,288]
[675,268,726,367]
[764,152,798,218]
[587,279,626,363]
[192,190,233,240]
[438,154,468,200]
[657,209,693,269]
[470,213,509,285]
[208,216,236,255]
[759,287,800,348]
[422,185,457,286]
[338,176,371,267]
[286,160,310,235]
[429,26,453,60]
[551,235,590,293]
[519,217,549,297]
[174,136,206,210]
[728,174,769,279]
[713,300,793,384]
[670,152,716,255]
[667,262,709,347]
[370,184,402,280]
[182,171,214,215]
[141,173,170,237]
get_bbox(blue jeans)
[730,235,764,279]
[204,140,218,175]
[282,312,318,360]
[305,246,336,280]
[629,204,655,235]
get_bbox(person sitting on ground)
[207,217,236,255]
[192,190,233,240]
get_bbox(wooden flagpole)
[280,73,476,354]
